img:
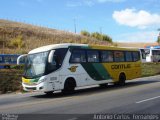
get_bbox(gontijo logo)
[68,66,78,72]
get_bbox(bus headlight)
[38,78,47,84]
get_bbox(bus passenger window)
[101,51,113,62]
[125,52,133,62]
[47,48,68,73]
[114,51,125,62]
[87,50,99,63]
[133,52,140,61]
[70,50,86,63]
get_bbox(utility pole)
[100,27,102,34]
[73,18,77,34]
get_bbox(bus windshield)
[24,51,49,79]
[23,48,68,79]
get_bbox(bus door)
[47,49,68,89]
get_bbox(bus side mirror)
[48,50,55,63]
[17,54,27,65]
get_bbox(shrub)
[80,30,90,37]
[0,69,23,94]
[9,35,25,49]
[91,32,103,40]
[102,34,112,43]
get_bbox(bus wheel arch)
[118,72,126,86]
[62,77,76,94]
[114,72,126,86]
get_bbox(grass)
[0,19,112,54]
[141,63,160,77]
[117,42,159,48]
[0,63,160,94]
[0,69,23,94]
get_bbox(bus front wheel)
[62,78,76,94]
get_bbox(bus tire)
[114,73,126,86]
[62,78,76,94]
[118,73,126,86]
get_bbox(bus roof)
[29,43,88,54]
[90,45,139,51]
[29,43,139,54]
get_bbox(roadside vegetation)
[0,63,160,94]
[0,68,23,94]
[0,19,113,54]
[141,63,160,77]
[80,30,112,43]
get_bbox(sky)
[0,0,160,43]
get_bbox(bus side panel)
[102,61,141,82]
[81,63,111,81]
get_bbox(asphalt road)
[0,75,160,120]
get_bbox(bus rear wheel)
[62,78,76,94]
[115,73,126,86]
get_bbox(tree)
[102,34,112,43]
[80,30,113,43]
[91,32,112,43]
[91,32,103,40]
[80,30,90,37]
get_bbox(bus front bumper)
[22,82,54,92]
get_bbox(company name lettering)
[111,64,131,69]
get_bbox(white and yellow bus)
[17,43,141,94]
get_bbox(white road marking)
[136,96,160,103]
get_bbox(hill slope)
[117,42,159,48]
[0,19,112,54]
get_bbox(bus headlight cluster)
[38,78,47,84]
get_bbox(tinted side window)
[47,48,68,73]
[125,52,133,62]
[101,51,113,62]
[55,48,68,65]
[87,50,99,63]
[152,50,160,55]
[70,49,86,63]
[133,52,140,61]
[114,51,125,62]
